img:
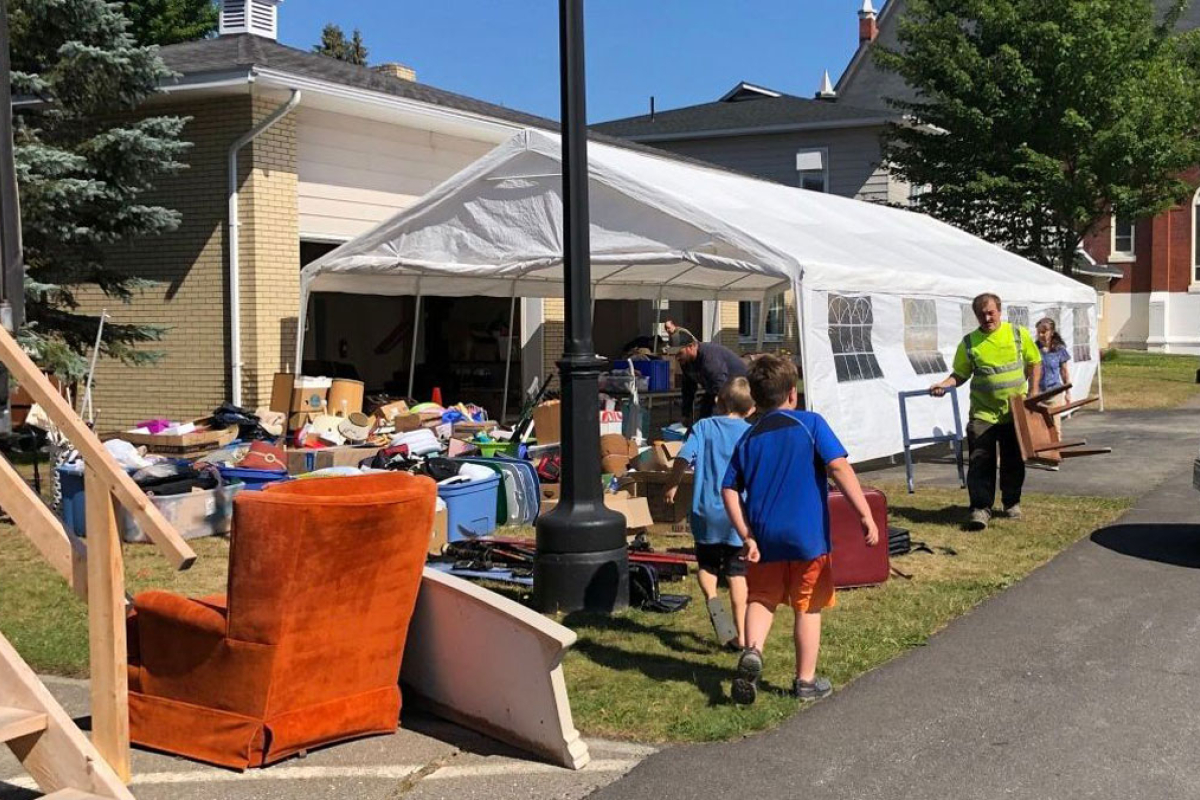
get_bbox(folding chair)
[898,387,966,494]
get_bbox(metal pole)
[407,279,422,399]
[82,310,109,426]
[0,3,24,432]
[534,0,628,613]
[501,281,517,422]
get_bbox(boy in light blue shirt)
[666,377,754,649]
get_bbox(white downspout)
[228,89,301,406]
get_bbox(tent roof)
[301,128,1096,306]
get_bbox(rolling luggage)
[828,486,890,588]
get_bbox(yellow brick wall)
[82,96,252,429]
[80,91,300,429]
[541,297,564,389]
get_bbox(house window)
[796,149,828,193]
[1111,214,1135,258]
[1007,305,1029,330]
[903,299,946,375]
[1193,189,1200,283]
[828,294,882,382]
[1072,306,1092,362]
[738,295,785,341]
[961,303,977,335]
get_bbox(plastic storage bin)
[216,466,290,491]
[57,465,243,542]
[437,473,501,542]
[613,359,671,392]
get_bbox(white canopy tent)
[299,128,1098,462]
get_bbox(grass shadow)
[888,504,966,527]
[562,611,716,656]
[1090,523,1200,569]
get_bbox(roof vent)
[219,0,282,40]
[816,70,837,100]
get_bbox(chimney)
[816,70,837,101]
[375,62,417,82]
[219,0,282,40]
[858,0,878,45]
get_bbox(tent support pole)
[502,281,517,422]
[1096,331,1104,413]
[407,279,422,400]
[652,286,665,354]
[293,292,307,374]
[710,294,720,343]
[756,290,769,351]
[794,278,812,411]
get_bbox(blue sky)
[277,1,873,123]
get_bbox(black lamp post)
[533,0,629,613]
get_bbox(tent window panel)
[1041,307,1060,328]
[1007,305,1029,330]
[903,298,946,375]
[738,296,785,341]
[1072,306,1092,362]
[828,294,882,383]
[961,304,976,336]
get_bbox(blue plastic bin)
[437,473,501,542]
[216,466,290,491]
[613,359,671,392]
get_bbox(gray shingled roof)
[159,33,554,130]
[593,92,892,139]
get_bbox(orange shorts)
[746,554,836,613]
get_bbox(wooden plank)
[42,790,112,800]
[0,454,87,599]
[1035,440,1088,453]
[84,468,131,784]
[0,706,48,743]
[0,633,133,799]
[1047,396,1100,416]
[1059,447,1113,459]
[0,325,194,570]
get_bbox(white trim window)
[1111,214,1135,261]
[1072,305,1092,362]
[1193,188,1200,284]
[903,298,946,375]
[1007,305,1029,331]
[828,294,883,382]
[738,296,785,342]
[796,148,829,193]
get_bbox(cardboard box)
[452,420,499,440]
[538,491,653,530]
[625,470,693,524]
[291,376,332,414]
[632,440,685,472]
[285,445,383,474]
[374,400,410,424]
[429,505,449,556]
[391,413,423,433]
[540,483,560,501]
[270,372,295,415]
[116,420,238,455]
[601,453,631,478]
[532,400,561,445]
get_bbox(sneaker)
[966,507,991,531]
[792,676,833,701]
[1003,504,1023,520]
[731,647,763,706]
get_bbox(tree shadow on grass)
[562,610,716,656]
[1090,524,1200,569]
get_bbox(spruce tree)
[347,29,368,67]
[9,0,191,377]
[119,0,218,46]
[315,23,369,66]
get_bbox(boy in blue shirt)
[665,378,755,649]
[722,355,878,704]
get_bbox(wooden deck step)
[0,705,48,744]
[41,790,113,800]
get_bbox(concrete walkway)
[594,406,1200,800]
[0,683,651,800]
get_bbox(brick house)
[82,0,581,426]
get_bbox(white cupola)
[219,0,283,40]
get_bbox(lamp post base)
[533,544,629,614]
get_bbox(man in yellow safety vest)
[930,293,1042,531]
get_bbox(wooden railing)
[0,325,195,782]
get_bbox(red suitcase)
[828,487,890,588]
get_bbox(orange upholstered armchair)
[126,472,435,770]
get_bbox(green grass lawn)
[0,484,1129,743]
[1098,349,1200,410]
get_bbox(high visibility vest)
[963,323,1028,414]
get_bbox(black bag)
[629,562,690,613]
[888,525,912,557]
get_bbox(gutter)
[616,116,896,143]
[228,88,301,407]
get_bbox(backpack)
[629,563,690,613]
